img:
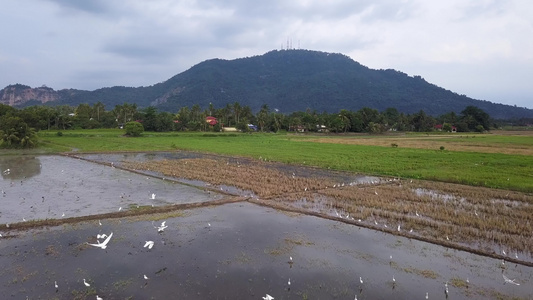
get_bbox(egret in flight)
[503,274,520,285]
[87,232,113,249]
[153,221,168,232]
[144,241,155,249]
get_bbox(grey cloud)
[43,0,111,14]
[359,0,418,23]
[462,1,508,18]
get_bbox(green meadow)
[26,129,533,193]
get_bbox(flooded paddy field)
[1,152,532,299]
[2,202,532,299]
[0,155,222,224]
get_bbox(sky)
[1,0,532,109]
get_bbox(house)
[206,116,218,126]
[434,124,457,132]
[289,125,306,132]
[316,124,328,133]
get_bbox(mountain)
[2,49,532,119]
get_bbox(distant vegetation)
[0,100,508,148]
[3,50,533,119]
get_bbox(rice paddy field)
[1,129,532,299]
[36,129,533,192]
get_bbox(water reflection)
[0,156,41,180]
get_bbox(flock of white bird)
[2,166,525,299]
[76,216,169,299]
[45,191,168,300]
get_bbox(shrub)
[440,146,445,151]
[125,121,144,137]
[56,131,63,136]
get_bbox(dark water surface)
[1,202,532,299]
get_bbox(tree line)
[1,101,495,148]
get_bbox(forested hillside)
[2,49,532,119]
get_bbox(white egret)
[144,241,154,249]
[397,224,401,232]
[150,193,156,200]
[144,274,149,280]
[118,207,122,211]
[262,294,274,300]
[502,249,506,256]
[359,276,363,284]
[98,220,102,226]
[288,278,291,286]
[96,296,103,300]
[502,274,520,285]
[515,252,518,259]
[415,211,420,217]
[61,212,65,217]
[55,281,58,290]
[83,278,90,287]
[154,221,168,232]
[97,234,108,240]
[425,292,428,299]
[87,232,113,249]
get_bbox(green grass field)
[24,129,533,193]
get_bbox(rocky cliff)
[0,84,60,106]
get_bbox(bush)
[125,121,144,136]
[56,131,63,136]
[440,146,445,151]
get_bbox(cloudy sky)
[1,0,532,108]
